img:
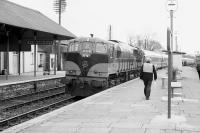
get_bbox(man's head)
[145,57,151,63]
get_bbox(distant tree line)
[127,34,164,51]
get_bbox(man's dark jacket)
[196,64,200,71]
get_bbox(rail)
[1,90,65,111]
[0,96,77,130]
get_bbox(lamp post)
[167,0,178,70]
[175,31,178,51]
[167,28,172,119]
[166,0,178,119]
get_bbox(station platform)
[0,71,65,86]
[2,67,200,133]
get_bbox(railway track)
[1,91,66,112]
[0,89,69,121]
[0,96,79,131]
[0,86,67,120]
[0,84,65,103]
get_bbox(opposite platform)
[2,67,200,133]
[0,71,65,86]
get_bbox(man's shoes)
[146,97,149,100]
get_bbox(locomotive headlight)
[68,70,76,75]
[82,54,90,57]
[69,70,73,73]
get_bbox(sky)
[7,0,200,55]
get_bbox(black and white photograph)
[0,0,200,132]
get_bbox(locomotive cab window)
[68,43,79,52]
[109,45,115,58]
[116,46,121,58]
[95,43,107,54]
[133,49,138,56]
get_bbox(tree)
[147,40,163,51]
[127,35,143,48]
[127,35,136,47]
[128,34,164,51]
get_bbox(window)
[116,46,121,58]
[95,43,107,53]
[111,46,114,57]
[68,43,79,52]
[39,54,43,67]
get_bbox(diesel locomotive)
[62,37,144,96]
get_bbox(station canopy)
[0,0,76,51]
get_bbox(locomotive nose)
[80,58,89,76]
[82,60,88,68]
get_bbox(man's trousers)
[143,79,152,99]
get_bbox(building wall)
[0,45,57,75]
[8,52,24,74]
[8,45,37,74]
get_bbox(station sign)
[26,40,53,45]
[166,0,178,11]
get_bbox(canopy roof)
[0,0,76,41]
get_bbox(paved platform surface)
[2,66,200,133]
[0,71,65,85]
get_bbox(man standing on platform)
[196,64,200,80]
[140,57,157,100]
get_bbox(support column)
[6,31,9,80]
[54,41,57,75]
[34,32,37,77]
[53,35,58,75]
[18,40,21,75]
[57,41,61,70]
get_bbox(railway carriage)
[143,50,168,69]
[62,37,143,96]
[182,57,195,66]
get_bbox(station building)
[0,0,76,75]
[0,45,62,74]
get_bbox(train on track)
[143,50,168,69]
[182,57,195,66]
[62,37,167,97]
